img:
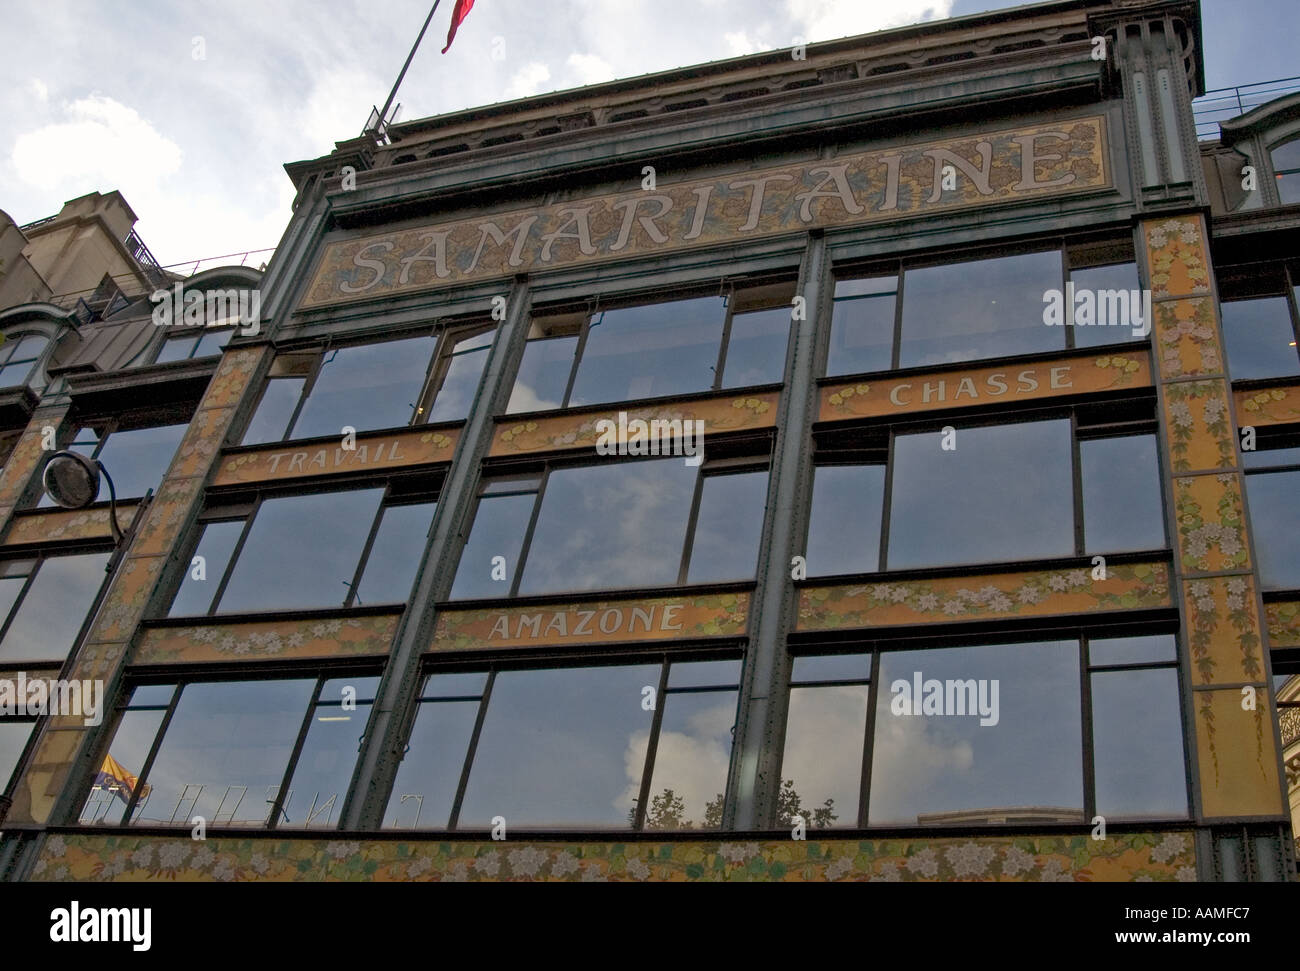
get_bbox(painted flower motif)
[625,856,652,881]
[445,861,471,882]
[889,587,908,603]
[249,853,270,875]
[157,842,190,869]
[1190,580,1211,598]
[825,855,855,880]
[551,852,581,878]
[407,856,432,878]
[580,867,608,882]
[211,859,237,882]
[1196,597,1216,614]
[1095,357,1111,368]
[941,599,966,615]
[917,593,940,611]
[1038,858,1074,882]
[508,846,548,878]
[1168,401,1193,428]
[191,846,215,869]
[871,584,894,600]
[871,862,902,882]
[945,842,996,878]
[1151,833,1187,864]
[905,848,939,878]
[1001,846,1036,877]
[474,852,501,877]
[718,842,752,864]
[130,846,154,867]
[1017,585,1045,605]
[1227,577,1247,596]
[1048,575,1068,592]
[45,836,67,857]
[327,841,360,860]
[1176,866,1197,882]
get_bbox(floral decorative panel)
[1145,216,1210,300]
[490,392,777,457]
[1182,576,1266,685]
[1152,298,1222,378]
[1162,379,1235,473]
[214,427,458,487]
[432,591,750,652]
[0,415,62,508]
[2,503,142,546]
[1234,384,1300,427]
[32,829,1196,882]
[1172,473,1251,574]
[819,350,1150,422]
[1265,599,1300,648]
[133,611,402,664]
[797,561,1170,632]
[197,347,266,411]
[1193,687,1284,819]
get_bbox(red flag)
[441,0,476,53]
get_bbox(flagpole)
[373,0,444,135]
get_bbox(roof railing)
[1193,76,1300,140]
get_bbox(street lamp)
[41,450,125,545]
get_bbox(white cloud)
[619,699,734,823]
[724,31,768,57]
[11,94,182,193]
[27,79,48,104]
[505,62,553,100]
[565,52,614,87]
[785,0,955,42]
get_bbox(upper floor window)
[828,247,1142,376]
[0,550,111,664]
[242,327,491,445]
[1220,290,1300,382]
[154,327,235,364]
[1243,441,1300,590]
[1271,138,1300,205]
[37,420,188,507]
[506,286,791,414]
[0,334,50,388]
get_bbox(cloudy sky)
[2,0,1295,274]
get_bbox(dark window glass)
[155,335,200,364]
[1273,139,1300,204]
[899,251,1063,368]
[1,720,35,792]
[1081,435,1166,553]
[782,681,869,827]
[92,423,188,500]
[869,640,1082,826]
[292,336,436,440]
[284,677,380,828]
[684,471,767,583]
[518,459,697,595]
[0,552,110,663]
[385,693,480,829]
[568,297,727,406]
[827,277,895,376]
[78,708,165,825]
[721,307,789,388]
[193,329,232,358]
[1069,263,1142,348]
[1088,634,1176,666]
[458,664,659,828]
[642,686,736,830]
[1221,297,1300,381]
[1245,469,1300,588]
[1091,669,1187,818]
[507,337,578,413]
[450,492,535,599]
[169,521,244,616]
[216,490,384,612]
[791,653,872,683]
[667,658,743,688]
[127,680,317,827]
[887,420,1073,569]
[806,465,884,575]
[0,334,48,387]
[1243,445,1300,468]
[242,378,305,446]
[353,502,436,605]
[425,332,492,424]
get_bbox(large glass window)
[154,327,235,364]
[0,334,50,388]
[1272,138,1300,205]
[827,247,1143,376]
[506,285,790,414]
[1221,295,1300,382]
[450,458,769,599]
[80,676,380,828]
[37,420,188,507]
[805,416,1166,576]
[242,327,492,445]
[781,634,1186,828]
[0,718,36,795]
[0,551,111,663]
[384,656,740,831]
[169,485,436,615]
[1244,444,1300,589]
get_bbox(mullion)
[889,264,905,371]
[1080,637,1097,821]
[1285,267,1300,365]
[1061,247,1076,351]
[280,351,326,442]
[507,471,550,597]
[675,468,708,584]
[633,659,673,830]
[560,315,594,409]
[206,499,262,615]
[120,684,185,825]
[268,676,327,829]
[344,496,391,608]
[447,670,495,831]
[1070,413,1085,555]
[0,562,43,645]
[857,648,881,828]
[713,292,735,391]
[878,432,898,570]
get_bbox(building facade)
[0,0,1296,882]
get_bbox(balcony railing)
[1193,76,1300,141]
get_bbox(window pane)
[284,696,373,828]
[667,658,742,688]
[685,471,768,584]
[0,720,35,792]
[450,493,535,599]
[869,641,1083,826]
[643,689,737,830]
[129,679,317,827]
[292,337,436,439]
[385,699,479,829]
[1091,669,1187,819]
[1272,138,1300,172]
[887,420,1073,569]
[0,362,34,388]
[458,663,659,828]
[722,307,789,388]
[354,502,436,605]
[1069,263,1142,348]
[426,335,491,423]
[518,459,696,595]
[790,653,872,683]
[1245,469,1300,588]
[899,251,1064,368]
[78,709,165,825]
[781,683,869,827]
[1081,435,1166,553]
[421,671,490,698]
[242,378,305,445]
[156,336,199,363]
[5,335,49,364]
[217,490,384,612]
[169,521,244,616]
[0,573,29,627]
[1221,297,1300,381]
[0,552,110,663]
[193,329,232,357]
[94,423,188,499]
[1243,446,1300,469]
[806,465,885,575]
[1278,172,1300,205]
[507,337,578,413]
[568,297,727,406]
[1088,634,1176,666]
[828,292,895,376]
